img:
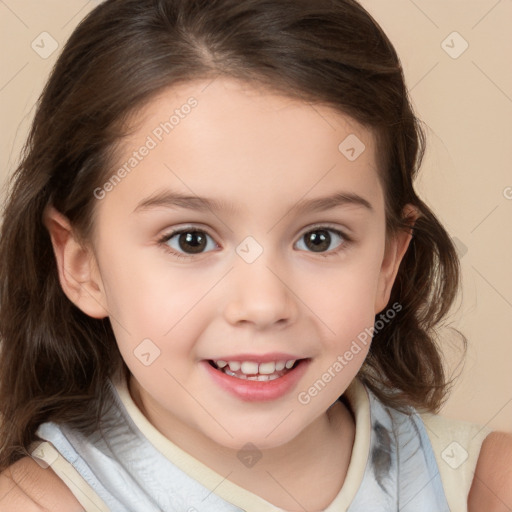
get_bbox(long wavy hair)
[0,0,463,471]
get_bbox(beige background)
[0,1,511,432]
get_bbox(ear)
[374,204,418,314]
[43,206,108,319]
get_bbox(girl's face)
[65,77,409,450]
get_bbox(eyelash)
[157,224,352,260]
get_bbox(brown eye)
[296,227,346,254]
[305,230,330,252]
[162,229,217,256]
[177,231,207,253]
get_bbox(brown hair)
[0,0,463,471]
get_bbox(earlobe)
[374,205,417,314]
[43,206,108,319]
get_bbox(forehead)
[100,77,384,219]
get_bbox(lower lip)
[201,359,310,402]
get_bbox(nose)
[222,254,299,330]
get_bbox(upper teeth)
[214,359,296,374]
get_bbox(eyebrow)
[133,189,373,215]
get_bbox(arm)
[0,456,84,511]
[468,431,512,511]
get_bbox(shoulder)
[0,456,83,511]
[419,411,491,510]
[468,431,512,511]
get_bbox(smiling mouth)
[207,359,304,381]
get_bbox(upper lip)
[206,353,306,363]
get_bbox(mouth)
[203,356,310,402]
[207,358,302,381]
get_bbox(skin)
[468,432,512,511]
[0,457,84,511]
[1,77,509,510]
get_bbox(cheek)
[303,250,384,333]
[99,243,212,332]
[98,248,220,382]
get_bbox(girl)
[0,0,510,510]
